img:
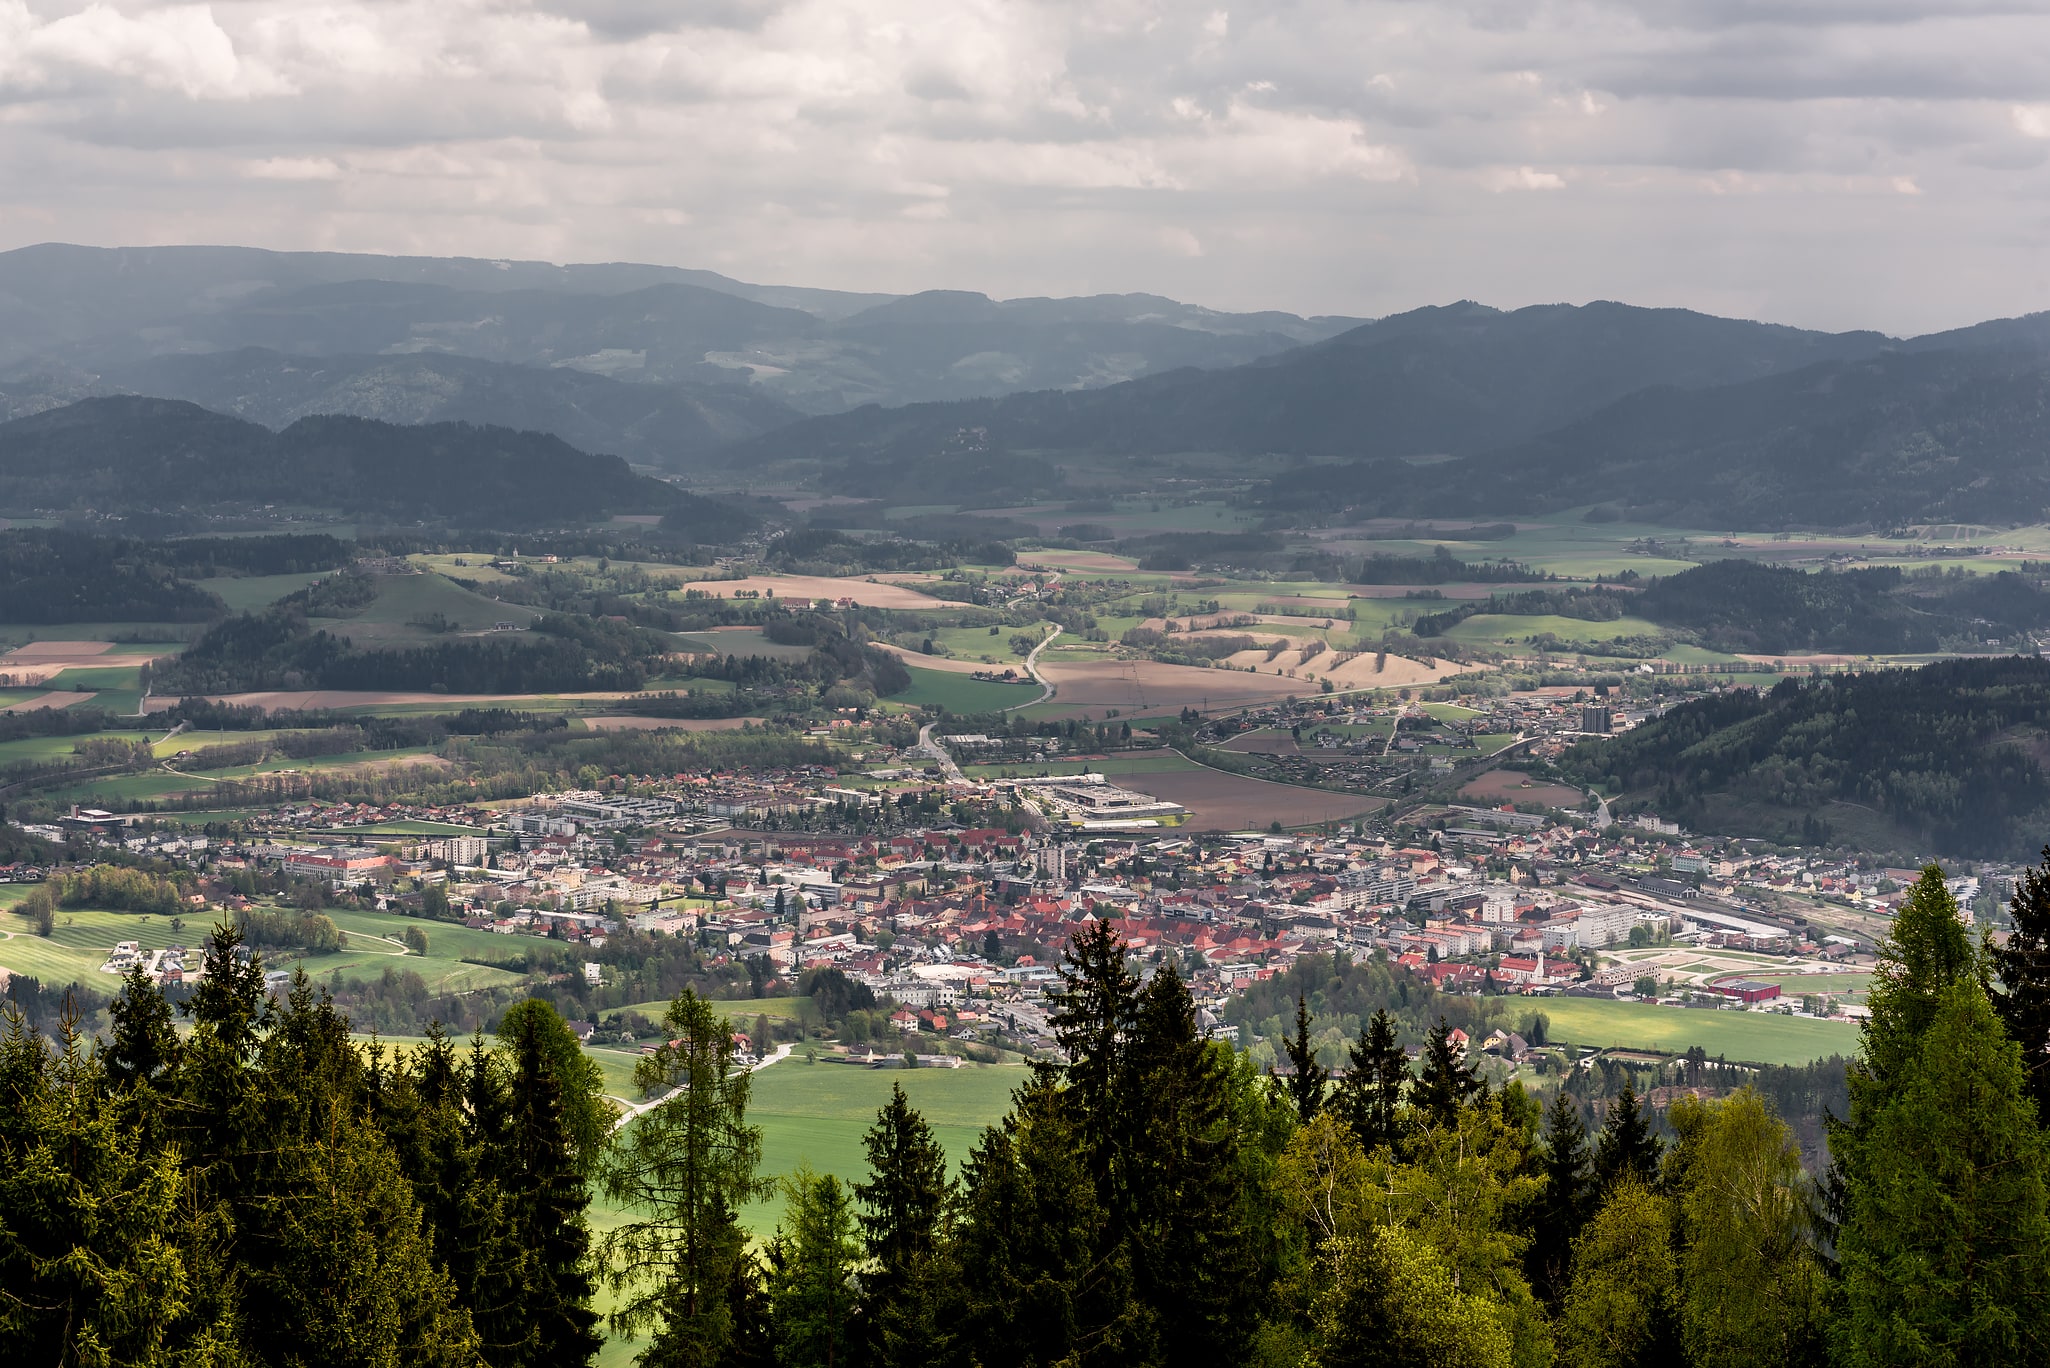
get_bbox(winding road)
[1007,624,1062,710]
[607,1041,793,1131]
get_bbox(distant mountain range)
[16,243,2050,528]
[0,244,1361,444]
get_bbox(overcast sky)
[2,0,2046,334]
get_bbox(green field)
[312,573,539,643]
[0,903,200,986]
[317,908,532,992]
[1441,613,1667,648]
[0,729,155,766]
[43,664,145,714]
[739,1061,1021,1225]
[601,994,813,1025]
[1531,997,1858,1065]
[195,571,329,612]
[888,664,1042,714]
[43,745,441,806]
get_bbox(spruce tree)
[853,1082,951,1322]
[0,1004,201,1364]
[506,1009,603,1367]
[1529,1091,1592,1309]
[1412,1017,1483,1130]
[1282,993,1329,1123]
[950,1075,1124,1368]
[1832,866,1983,1246]
[769,1169,863,1368]
[1126,962,1258,1364]
[1046,919,1141,1192]
[1332,1009,1408,1152]
[1838,977,2050,1365]
[498,997,612,1177]
[1990,846,2050,1123]
[103,963,180,1092]
[239,975,481,1368]
[1592,1084,1662,1196]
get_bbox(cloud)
[0,0,2044,333]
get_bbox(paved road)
[916,624,1061,780]
[608,1041,793,1132]
[914,722,967,783]
[1005,624,1062,711]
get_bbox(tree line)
[5,864,2048,1366]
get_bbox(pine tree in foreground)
[1332,1008,1408,1153]
[1591,1083,1662,1196]
[1990,846,2050,1124]
[601,988,771,1368]
[1282,992,1329,1123]
[1837,977,2050,1366]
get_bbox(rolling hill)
[1558,656,2050,858]
[0,397,689,528]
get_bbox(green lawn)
[888,664,1043,714]
[1530,998,1859,1066]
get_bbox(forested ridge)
[6,867,2049,1368]
[0,397,687,528]
[0,530,351,626]
[1560,656,2050,857]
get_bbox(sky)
[2,0,2047,335]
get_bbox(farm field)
[0,729,155,766]
[142,689,638,714]
[312,908,531,993]
[1531,997,1858,1066]
[889,664,1042,713]
[42,665,147,715]
[1459,769,1587,809]
[41,746,448,806]
[1028,657,1307,721]
[961,750,1206,780]
[666,574,950,610]
[1218,728,1301,755]
[310,573,539,644]
[675,625,819,661]
[0,901,204,986]
[1114,763,1382,831]
[600,994,814,1025]
[1440,612,1667,649]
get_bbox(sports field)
[1531,997,1858,1066]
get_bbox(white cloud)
[1487,166,1567,192]
[0,0,2044,332]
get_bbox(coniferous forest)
[5,866,2049,1368]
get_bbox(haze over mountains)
[12,242,2050,528]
